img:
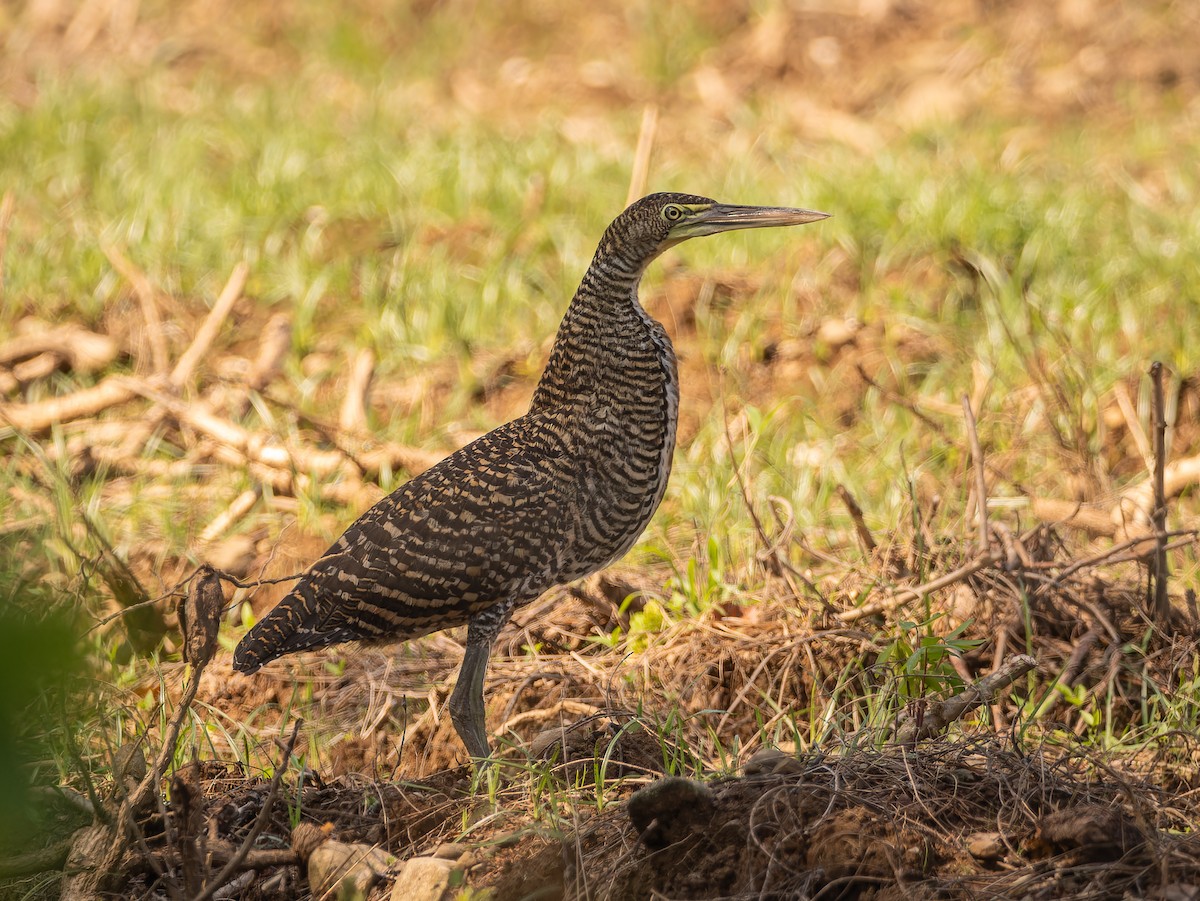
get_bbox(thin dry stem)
[103,244,170,376]
[963,395,990,556]
[836,483,877,554]
[625,104,658,207]
[171,262,249,387]
[1149,361,1170,623]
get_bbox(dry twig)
[837,551,1003,623]
[338,346,376,434]
[836,483,876,554]
[893,654,1036,744]
[0,375,148,433]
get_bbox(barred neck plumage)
[530,237,668,413]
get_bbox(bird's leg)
[449,602,514,764]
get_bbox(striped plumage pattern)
[233,192,827,760]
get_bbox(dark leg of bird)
[449,603,514,762]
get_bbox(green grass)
[4,1,1200,798]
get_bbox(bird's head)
[598,192,829,269]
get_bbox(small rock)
[431,841,469,861]
[308,841,392,900]
[743,747,805,776]
[391,856,455,901]
[966,831,1006,861]
[816,317,860,350]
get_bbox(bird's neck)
[530,247,672,413]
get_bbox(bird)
[233,192,829,762]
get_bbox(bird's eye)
[663,204,685,222]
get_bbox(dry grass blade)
[963,394,990,556]
[625,104,658,207]
[0,189,13,298]
[103,244,170,376]
[171,261,249,388]
[1114,379,1153,471]
[836,482,876,554]
[1149,361,1170,623]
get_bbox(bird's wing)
[302,416,573,639]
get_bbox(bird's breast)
[557,329,679,577]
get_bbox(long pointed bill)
[672,203,830,240]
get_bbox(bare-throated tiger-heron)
[233,193,829,762]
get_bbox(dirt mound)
[580,740,1197,900]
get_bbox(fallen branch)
[338,346,376,434]
[1115,453,1200,534]
[0,351,57,391]
[1030,497,1118,537]
[128,378,357,477]
[203,446,372,507]
[0,325,119,373]
[229,313,292,418]
[894,654,1036,744]
[0,375,148,433]
[197,487,260,546]
[148,847,299,876]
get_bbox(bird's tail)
[232,574,350,674]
